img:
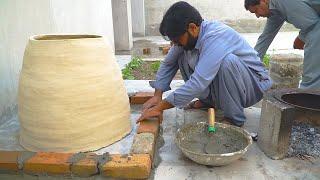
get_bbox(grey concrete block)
[258,94,295,159]
[269,54,303,89]
[130,133,155,159]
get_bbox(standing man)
[245,0,320,89]
[137,1,272,127]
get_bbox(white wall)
[0,0,115,123]
[131,0,145,36]
[144,0,262,35]
[112,0,133,50]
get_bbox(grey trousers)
[178,53,270,126]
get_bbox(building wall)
[112,0,133,50]
[144,0,296,35]
[0,0,115,123]
[131,0,145,36]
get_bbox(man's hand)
[137,106,163,124]
[142,89,163,110]
[143,96,161,110]
[137,100,174,124]
[293,36,305,50]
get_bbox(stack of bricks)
[0,151,152,179]
[0,92,161,179]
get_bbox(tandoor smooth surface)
[18,35,131,152]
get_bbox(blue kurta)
[255,0,320,89]
[151,20,272,125]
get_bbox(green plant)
[122,68,135,80]
[121,57,143,80]
[128,57,142,69]
[151,61,161,72]
[263,54,270,67]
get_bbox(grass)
[151,61,161,72]
[121,58,163,80]
[263,54,270,68]
[121,57,143,80]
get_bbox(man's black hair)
[159,1,203,41]
[244,0,260,10]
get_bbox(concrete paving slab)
[115,54,132,70]
[153,106,320,179]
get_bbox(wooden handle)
[208,108,215,127]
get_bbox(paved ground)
[125,81,320,180]
[154,107,319,180]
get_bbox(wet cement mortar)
[180,125,247,154]
[288,122,320,157]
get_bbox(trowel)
[208,108,216,133]
[204,108,216,154]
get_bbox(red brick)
[137,117,161,137]
[130,92,154,104]
[100,154,151,179]
[143,48,151,55]
[24,152,73,176]
[0,151,20,173]
[162,46,170,55]
[70,153,98,177]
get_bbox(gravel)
[288,122,320,157]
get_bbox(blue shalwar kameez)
[151,20,272,126]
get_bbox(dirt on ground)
[131,61,183,80]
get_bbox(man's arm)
[138,31,236,122]
[143,45,182,110]
[277,0,319,46]
[150,45,182,92]
[137,99,173,123]
[254,14,285,60]
[164,35,232,108]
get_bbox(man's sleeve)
[165,36,231,108]
[150,45,182,92]
[298,30,307,42]
[279,0,320,42]
[254,15,285,60]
